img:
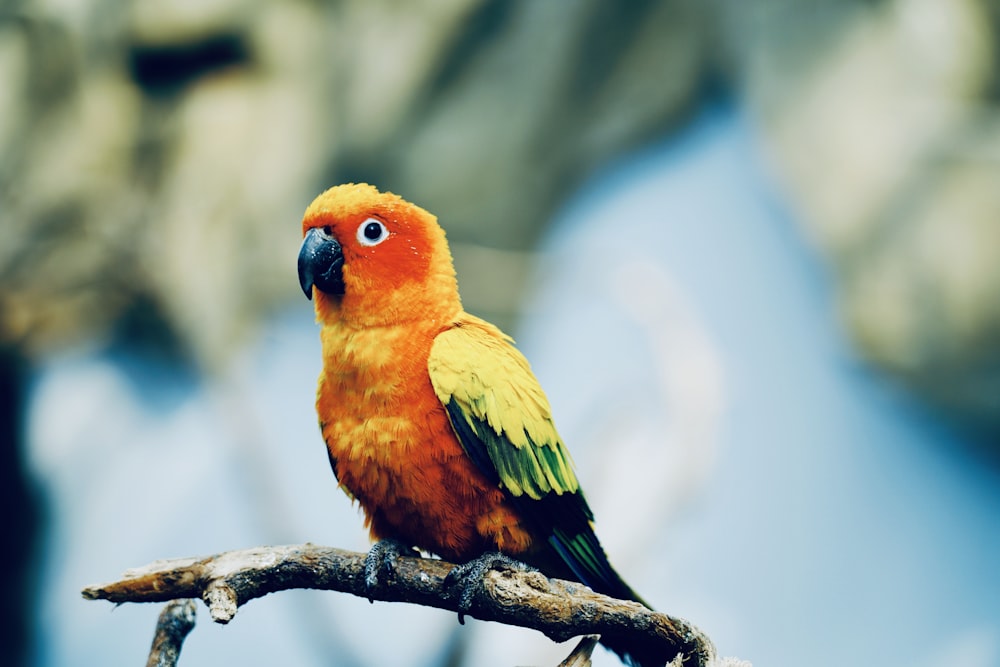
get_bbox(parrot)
[297,183,667,666]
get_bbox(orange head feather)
[299,183,462,328]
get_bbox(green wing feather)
[428,316,643,605]
[428,317,579,500]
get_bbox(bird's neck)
[315,271,463,330]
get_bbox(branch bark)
[82,544,718,666]
[146,599,197,667]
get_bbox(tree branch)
[82,544,719,666]
[146,599,197,667]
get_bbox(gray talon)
[445,552,534,624]
[363,539,414,600]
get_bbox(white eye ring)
[356,218,389,246]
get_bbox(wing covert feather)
[428,318,579,500]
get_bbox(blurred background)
[2,0,999,666]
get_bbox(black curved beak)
[298,227,345,299]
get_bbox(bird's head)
[298,183,461,327]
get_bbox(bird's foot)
[444,552,535,624]
[364,538,418,601]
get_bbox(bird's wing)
[428,317,578,499]
[428,317,630,596]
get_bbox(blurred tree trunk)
[0,346,41,667]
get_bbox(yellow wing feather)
[428,315,579,500]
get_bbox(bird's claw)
[363,539,416,601]
[445,552,534,624]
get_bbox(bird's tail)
[590,569,676,667]
[517,490,684,665]
[545,530,677,666]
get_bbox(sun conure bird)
[298,183,666,666]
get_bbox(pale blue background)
[29,105,1000,667]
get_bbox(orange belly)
[316,321,534,562]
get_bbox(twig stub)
[146,599,197,667]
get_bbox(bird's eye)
[356,218,389,246]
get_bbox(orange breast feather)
[316,320,534,562]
